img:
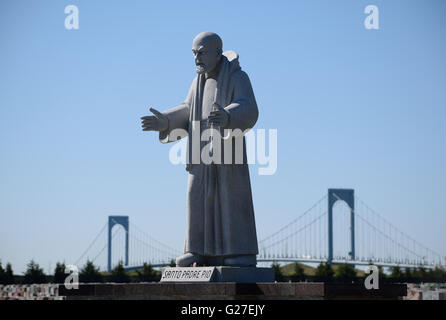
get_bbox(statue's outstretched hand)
[141,107,168,132]
[208,103,229,128]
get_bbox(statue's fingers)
[142,120,158,128]
[208,118,223,125]
[142,124,155,131]
[141,115,155,120]
[142,118,155,124]
[208,113,222,120]
[142,123,154,129]
[209,110,223,116]
[142,121,155,127]
[211,118,224,124]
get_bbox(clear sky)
[1,0,445,273]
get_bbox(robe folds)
[159,51,259,257]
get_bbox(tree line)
[272,261,446,283]
[0,259,176,284]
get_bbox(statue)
[141,32,259,267]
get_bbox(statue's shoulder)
[230,69,251,85]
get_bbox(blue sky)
[1,0,445,273]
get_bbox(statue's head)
[192,32,222,74]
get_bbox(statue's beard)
[196,63,206,74]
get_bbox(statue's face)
[192,38,221,74]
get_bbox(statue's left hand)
[208,103,229,128]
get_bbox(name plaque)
[160,267,216,282]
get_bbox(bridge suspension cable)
[129,222,180,257]
[261,211,326,251]
[259,195,327,244]
[74,221,108,266]
[92,224,122,265]
[356,196,443,266]
[258,195,328,260]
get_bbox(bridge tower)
[108,215,129,272]
[328,189,355,264]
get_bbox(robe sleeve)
[159,78,195,143]
[224,70,259,132]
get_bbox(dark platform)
[59,282,407,300]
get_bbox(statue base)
[160,266,275,283]
[59,282,407,300]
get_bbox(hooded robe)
[158,51,259,257]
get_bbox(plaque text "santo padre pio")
[160,267,216,282]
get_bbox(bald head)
[192,32,223,74]
[193,32,222,53]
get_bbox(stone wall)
[0,284,64,300]
[403,283,446,300]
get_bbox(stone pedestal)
[160,266,275,283]
[59,282,407,300]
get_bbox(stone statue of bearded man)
[141,32,259,267]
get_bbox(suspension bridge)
[74,188,444,272]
